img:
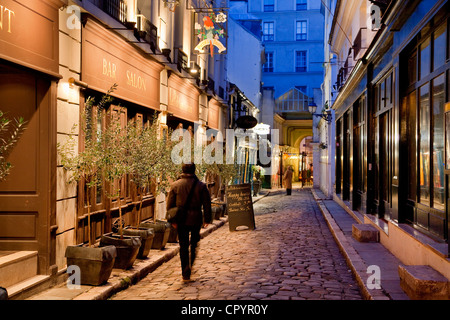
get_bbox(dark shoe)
[182,266,191,281]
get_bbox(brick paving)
[110,188,363,300]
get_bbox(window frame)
[403,16,449,213]
[296,20,307,41]
[263,21,275,42]
[263,0,275,12]
[263,51,274,73]
[295,50,307,72]
[296,0,307,11]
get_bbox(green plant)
[0,111,26,182]
[58,84,118,247]
[125,116,178,225]
[203,143,239,192]
[100,107,129,238]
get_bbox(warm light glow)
[253,123,270,135]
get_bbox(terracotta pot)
[99,233,141,269]
[65,245,117,286]
[123,227,155,259]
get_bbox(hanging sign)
[236,115,258,129]
[194,12,227,57]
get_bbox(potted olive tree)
[201,138,239,218]
[139,122,179,249]
[98,106,142,270]
[120,118,169,257]
[59,85,118,285]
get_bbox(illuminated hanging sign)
[253,123,270,135]
[194,12,227,57]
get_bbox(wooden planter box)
[99,233,141,269]
[123,227,155,259]
[65,245,117,286]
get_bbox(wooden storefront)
[0,0,62,275]
[77,16,164,245]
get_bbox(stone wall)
[55,5,82,271]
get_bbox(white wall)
[227,17,263,109]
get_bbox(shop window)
[433,23,447,71]
[419,36,431,80]
[407,52,417,86]
[406,91,417,201]
[406,17,449,212]
[374,71,394,112]
[419,83,430,205]
[432,74,445,210]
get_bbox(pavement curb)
[311,189,391,300]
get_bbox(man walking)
[166,163,212,281]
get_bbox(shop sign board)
[82,18,162,110]
[226,183,256,231]
[0,0,59,76]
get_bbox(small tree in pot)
[98,106,143,269]
[120,117,174,257]
[58,85,118,285]
[138,121,180,249]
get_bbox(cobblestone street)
[110,188,363,300]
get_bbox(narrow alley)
[110,188,363,301]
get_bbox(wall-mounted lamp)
[189,62,200,75]
[68,77,88,89]
[308,101,332,123]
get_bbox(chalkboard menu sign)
[226,184,256,231]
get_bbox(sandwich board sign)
[226,183,256,231]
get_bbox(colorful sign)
[194,13,227,57]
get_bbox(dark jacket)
[166,173,212,226]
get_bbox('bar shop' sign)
[226,184,256,231]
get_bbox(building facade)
[230,0,324,186]
[0,0,254,298]
[322,0,450,279]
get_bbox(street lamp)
[308,101,332,123]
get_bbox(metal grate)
[102,0,127,24]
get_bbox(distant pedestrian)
[307,164,313,186]
[283,166,293,195]
[167,163,212,281]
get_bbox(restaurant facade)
[0,0,234,298]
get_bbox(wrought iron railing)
[136,14,158,52]
[102,0,127,24]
